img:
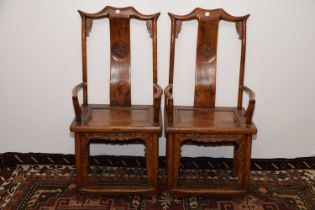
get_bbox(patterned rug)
[0,153,314,210]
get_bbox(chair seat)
[165,106,257,134]
[70,104,162,133]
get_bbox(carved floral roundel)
[198,43,215,63]
[111,41,129,61]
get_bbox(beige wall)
[0,0,314,158]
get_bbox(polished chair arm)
[239,85,256,124]
[72,82,87,122]
[153,84,163,123]
[164,84,174,124]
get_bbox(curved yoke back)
[168,8,249,109]
[79,6,159,106]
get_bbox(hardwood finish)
[165,8,257,196]
[70,6,161,195]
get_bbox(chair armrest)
[239,85,256,124]
[164,84,174,124]
[72,82,87,122]
[153,84,163,123]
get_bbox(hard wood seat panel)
[70,105,161,132]
[165,106,256,134]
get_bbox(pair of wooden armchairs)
[70,6,257,197]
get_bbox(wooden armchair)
[70,6,162,195]
[165,8,257,196]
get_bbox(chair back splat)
[78,6,159,106]
[168,8,249,109]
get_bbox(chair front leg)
[241,135,253,191]
[166,134,174,191]
[234,138,245,186]
[75,133,89,188]
[233,143,240,177]
[172,135,182,189]
[144,135,159,190]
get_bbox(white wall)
[0,0,314,158]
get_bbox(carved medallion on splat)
[198,43,215,63]
[111,41,129,61]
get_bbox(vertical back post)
[237,19,248,109]
[168,17,177,88]
[152,17,158,84]
[81,15,88,105]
